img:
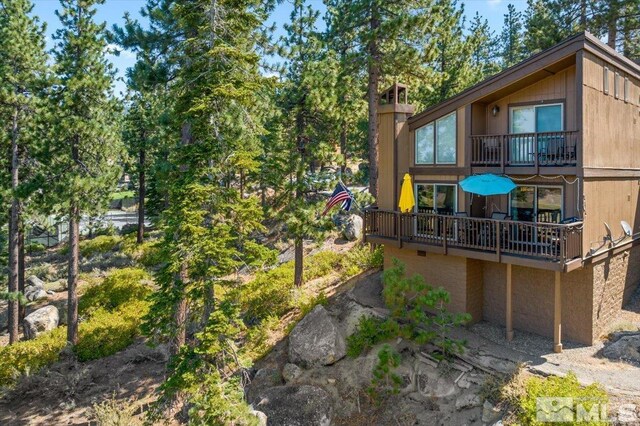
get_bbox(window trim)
[603,66,609,94]
[624,77,630,103]
[414,111,457,165]
[508,102,565,134]
[614,71,621,99]
[414,183,458,214]
[508,184,564,223]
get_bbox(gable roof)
[408,32,640,130]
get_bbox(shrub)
[79,267,151,315]
[383,258,470,360]
[0,326,67,387]
[513,372,608,426]
[304,250,342,281]
[78,235,122,258]
[26,242,46,254]
[339,245,384,279]
[368,344,402,403]
[346,316,401,358]
[92,394,141,426]
[75,300,149,362]
[241,261,295,324]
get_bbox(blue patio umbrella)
[459,174,516,196]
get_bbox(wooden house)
[365,32,640,351]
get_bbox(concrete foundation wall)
[591,244,640,340]
[383,247,484,322]
[383,244,640,346]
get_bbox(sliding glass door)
[509,104,563,164]
[416,184,457,215]
[509,185,563,223]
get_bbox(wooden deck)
[364,208,583,271]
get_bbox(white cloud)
[105,43,136,59]
[487,0,503,7]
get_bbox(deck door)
[509,104,563,164]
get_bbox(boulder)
[247,368,283,404]
[342,215,363,241]
[250,409,268,426]
[455,393,482,411]
[255,385,333,426]
[23,305,59,340]
[24,287,48,302]
[288,305,346,367]
[282,363,303,383]
[602,333,640,363]
[482,400,502,424]
[26,276,45,289]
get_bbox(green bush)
[339,245,384,279]
[66,235,123,258]
[346,316,401,358]
[515,372,608,426]
[304,251,342,280]
[79,267,151,315]
[0,327,67,387]
[26,242,46,254]
[75,300,148,362]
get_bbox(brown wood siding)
[377,109,395,210]
[582,51,640,170]
[582,178,640,255]
[486,66,576,135]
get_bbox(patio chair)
[491,211,507,220]
[455,211,468,217]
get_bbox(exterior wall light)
[492,105,500,116]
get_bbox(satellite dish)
[604,222,613,241]
[621,221,632,237]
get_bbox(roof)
[408,32,640,130]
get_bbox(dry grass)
[92,394,142,426]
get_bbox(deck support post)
[554,271,563,353]
[506,263,513,341]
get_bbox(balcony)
[364,209,583,271]
[470,130,578,169]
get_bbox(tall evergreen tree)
[48,0,123,345]
[324,0,438,199]
[119,0,275,419]
[0,0,48,344]
[467,12,500,82]
[275,0,336,287]
[499,3,526,68]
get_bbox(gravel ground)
[463,285,640,397]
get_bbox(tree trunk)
[67,204,79,345]
[8,108,20,344]
[202,282,215,325]
[579,0,587,28]
[137,148,146,244]
[294,237,303,287]
[171,262,188,356]
[367,9,381,200]
[340,123,347,174]
[18,225,26,322]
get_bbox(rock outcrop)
[23,305,59,340]
[602,333,640,363]
[288,305,346,367]
[254,385,333,426]
[341,215,363,241]
[24,276,48,302]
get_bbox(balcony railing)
[364,209,583,265]
[470,130,578,168]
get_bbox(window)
[509,185,563,223]
[415,183,457,215]
[510,104,563,134]
[603,66,609,94]
[614,72,620,99]
[624,77,630,103]
[415,112,456,164]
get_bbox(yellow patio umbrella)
[398,173,415,213]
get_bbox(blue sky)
[31,0,526,95]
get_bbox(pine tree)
[499,3,526,68]
[324,0,439,199]
[467,13,500,82]
[275,0,336,286]
[48,0,123,345]
[119,0,275,418]
[0,0,48,344]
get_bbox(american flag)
[321,182,354,216]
